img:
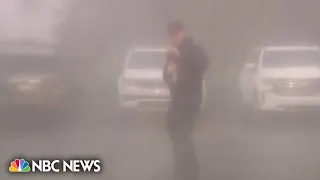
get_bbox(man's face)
[170,30,185,47]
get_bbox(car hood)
[260,67,320,79]
[123,69,163,79]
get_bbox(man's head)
[167,20,186,47]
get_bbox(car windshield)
[0,55,59,73]
[262,50,320,68]
[127,51,166,69]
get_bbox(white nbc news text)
[31,160,101,173]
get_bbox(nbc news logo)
[9,158,101,173]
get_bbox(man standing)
[163,20,209,180]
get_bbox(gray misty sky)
[0,0,69,43]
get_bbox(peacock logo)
[9,159,31,172]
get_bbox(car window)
[262,51,320,68]
[127,51,167,69]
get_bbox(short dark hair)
[167,20,184,36]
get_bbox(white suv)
[118,47,207,111]
[240,45,320,113]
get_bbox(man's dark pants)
[167,97,201,180]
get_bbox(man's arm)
[189,46,209,75]
[163,55,171,84]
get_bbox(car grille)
[273,78,320,96]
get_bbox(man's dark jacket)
[163,37,209,113]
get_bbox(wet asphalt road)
[1,64,320,180]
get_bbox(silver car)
[118,47,206,111]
